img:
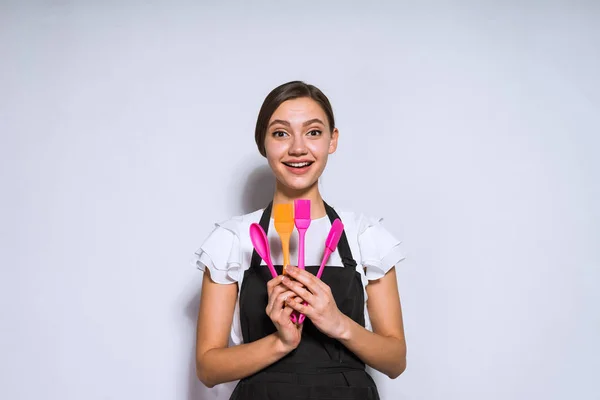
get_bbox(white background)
[1,1,599,399]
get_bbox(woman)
[193,81,407,399]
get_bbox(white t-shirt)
[192,206,406,346]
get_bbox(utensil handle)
[297,230,306,270]
[316,249,332,280]
[281,236,290,269]
[267,262,278,279]
[298,249,332,324]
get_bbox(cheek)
[308,141,331,158]
[265,142,288,168]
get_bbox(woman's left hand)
[281,265,349,340]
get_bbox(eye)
[307,130,322,136]
[272,131,288,138]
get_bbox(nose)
[289,134,308,156]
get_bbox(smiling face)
[264,97,339,193]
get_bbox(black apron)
[229,201,380,400]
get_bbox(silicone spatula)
[249,223,278,279]
[316,218,344,280]
[293,199,311,270]
[293,199,311,324]
[273,203,294,274]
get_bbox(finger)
[285,296,312,317]
[267,275,285,295]
[270,283,288,299]
[280,305,304,327]
[281,276,315,304]
[271,303,287,324]
[281,307,302,328]
[280,305,295,320]
[266,282,287,314]
[275,290,298,310]
[284,265,327,295]
[269,295,292,321]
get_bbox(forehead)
[269,97,327,123]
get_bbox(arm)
[282,265,407,379]
[195,270,293,388]
[337,267,407,378]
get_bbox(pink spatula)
[294,199,311,271]
[290,199,311,323]
[249,223,278,279]
[316,218,344,279]
[298,218,344,324]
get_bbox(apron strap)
[323,201,357,269]
[250,200,357,270]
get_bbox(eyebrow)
[268,118,326,128]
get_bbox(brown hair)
[254,81,335,157]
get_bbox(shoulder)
[192,208,266,284]
[329,203,406,279]
[211,208,265,236]
[328,204,388,236]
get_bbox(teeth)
[286,162,311,168]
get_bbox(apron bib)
[229,201,380,400]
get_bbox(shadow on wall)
[186,165,275,400]
[239,164,275,213]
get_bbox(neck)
[272,180,326,219]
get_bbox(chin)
[277,175,318,192]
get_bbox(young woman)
[193,81,407,400]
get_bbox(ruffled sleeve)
[192,217,243,284]
[357,214,406,280]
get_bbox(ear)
[328,128,339,154]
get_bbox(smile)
[282,161,314,168]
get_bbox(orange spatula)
[273,203,294,274]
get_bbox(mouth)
[282,161,314,175]
[282,161,314,169]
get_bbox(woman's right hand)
[266,274,303,352]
